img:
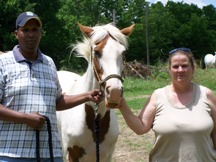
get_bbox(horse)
[56,23,135,162]
[204,52,216,69]
[57,70,81,93]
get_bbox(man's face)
[14,19,42,54]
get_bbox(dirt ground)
[112,110,154,162]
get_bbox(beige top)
[149,83,216,162]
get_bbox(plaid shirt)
[0,46,63,158]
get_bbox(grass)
[124,77,168,97]
[124,62,169,98]
[124,67,216,99]
[194,68,216,91]
[120,66,216,119]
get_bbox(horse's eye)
[94,50,101,58]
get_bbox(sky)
[148,0,216,8]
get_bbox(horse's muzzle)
[105,86,123,108]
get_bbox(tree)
[1,0,216,68]
[0,0,36,51]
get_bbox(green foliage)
[124,62,169,97]
[0,0,36,50]
[194,68,216,91]
[149,61,170,82]
[126,97,147,111]
[59,57,88,73]
[1,0,216,70]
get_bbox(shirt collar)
[13,45,43,63]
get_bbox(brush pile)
[123,60,152,79]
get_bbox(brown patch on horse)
[85,104,110,143]
[93,35,109,82]
[94,35,109,56]
[67,146,86,162]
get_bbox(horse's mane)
[71,23,128,62]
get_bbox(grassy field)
[112,67,216,162]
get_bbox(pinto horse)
[56,23,134,162]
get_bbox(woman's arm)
[206,88,216,149]
[117,92,157,135]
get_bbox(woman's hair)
[168,48,195,69]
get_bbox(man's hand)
[87,89,104,104]
[24,112,45,130]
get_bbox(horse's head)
[77,23,134,108]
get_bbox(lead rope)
[91,46,100,162]
[93,103,100,162]
[36,116,54,162]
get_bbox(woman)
[117,48,216,161]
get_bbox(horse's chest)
[85,104,110,144]
[67,104,115,162]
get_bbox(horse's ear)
[78,22,94,38]
[121,24,135,36]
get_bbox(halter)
[93,65,124,88]
[91,42,124,90]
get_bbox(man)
[0,11,103,162]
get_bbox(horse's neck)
[83,66,109,116]
[70,67,97,93]
[83,66,99,90]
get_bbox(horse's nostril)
[121,87,124,97]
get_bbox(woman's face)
[169,52,194,84]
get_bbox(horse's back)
[204,54,215,68]
[0,51,10,55]
[57,70,81,94]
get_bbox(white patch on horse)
[57,23,134,162]
[57,71,81,94]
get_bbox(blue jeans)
[0,156,63,162]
